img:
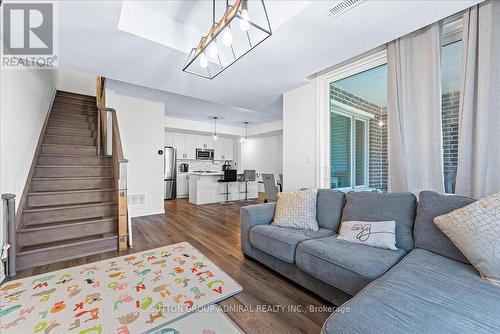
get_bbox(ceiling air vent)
[329,0,366,17]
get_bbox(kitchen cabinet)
[173,134,186,159]
[166,132,233,160]
[215,137,234,160]
[184,134,197,159]
[177,173,189,197]
[165,133,173,147]
[224,138,234,161]
[196,135,214,149]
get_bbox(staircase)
[16,91,120,270]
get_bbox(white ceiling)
[56,0,481,126]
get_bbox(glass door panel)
[330,112,351,189]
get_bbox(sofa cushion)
[296,236,406,295]
[323,249,500,334]
[434,191,500,286]
[273,189,319,231]
[341,192,417,250]
[316,189,346,231]
[249,225,333,263]
[414,190,475,264]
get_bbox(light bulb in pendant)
[213,134,218,140]
[208,42,218,58]
[239,9,250,31]
[223,27,233,46]
[199,53,208,68]
[378,120,384,127]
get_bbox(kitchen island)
[188,171,258,205]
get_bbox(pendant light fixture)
[213,116,218,140]
[240,121,248,143]
[183,0,272,79]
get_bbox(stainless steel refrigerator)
[164,146,177,200]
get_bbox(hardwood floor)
[16,195,331,333]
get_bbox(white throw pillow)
[272,189,319,231]
[434,191,500,286]
[337,220,398,250]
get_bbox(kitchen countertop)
[188,171,224,176]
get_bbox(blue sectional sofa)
[240,190,500,333]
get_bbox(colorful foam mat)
[0,242,243,333]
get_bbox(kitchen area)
[164,131,259,205]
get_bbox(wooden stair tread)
[46,125,96,131]
[56,90,96,98]
[32,176,113,180]
[18,233,117,254]
[19,216,118,231]
[40,154,109,158]
[28,188,115,195]
[24,201,116,212]
[44,134,96,139]
[42,143,97,148]
[36,165,112,168]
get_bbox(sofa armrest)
[240,203,276,256]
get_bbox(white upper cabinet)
[184,135,197,159]
[165,133,173,147]
[215,137,234,160]
[224,138,234,161]
[166,132,233,160]
[196,135,214,149]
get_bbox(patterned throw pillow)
[434,191,500,286]
[337,220,398,250]
[272,189,319,231]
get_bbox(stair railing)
[96,77,129,251]
[1,193,16,277]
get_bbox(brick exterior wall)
[330,85,388,191]
[442,91,460,193]
[330,86,459,193]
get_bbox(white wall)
[56,68,96,96]
[282,82,317,191]
[240,134,283,192]
[0,68,56,281]
[106,89,165,218]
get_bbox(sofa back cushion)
[341,192,417,251]
[316,189,346,231]
[414,191,475,264]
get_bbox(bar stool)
[240,169,256,202]
[218,169,237,204]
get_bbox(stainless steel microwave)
[196,148,214,160]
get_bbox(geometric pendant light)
[183,0,272,79]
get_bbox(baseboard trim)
[129,208,165,218]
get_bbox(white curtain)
[387,23,445,195]
[455,1,500,198]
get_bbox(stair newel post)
[97,108,102,156]
[117,159,128,251]
[1,193,16,277]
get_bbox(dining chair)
[261,173,278,203]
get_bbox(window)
[328,62,387,191]
[441,15,463,194]
[330,107,369,190]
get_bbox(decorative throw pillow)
[434,191,500,286]
[272,189,319,231]
[337,220,398,250]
